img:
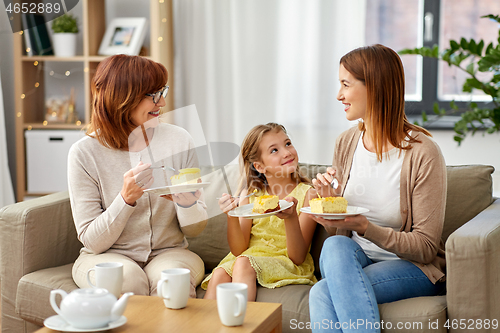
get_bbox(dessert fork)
[216,193,255,200]
[149,165,177,172]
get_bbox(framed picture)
[98,18,147,56]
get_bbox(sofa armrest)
[445,198,500,326]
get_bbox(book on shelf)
[21,13,53,56]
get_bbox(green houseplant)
[399,14,500,145]
[51,13,79,57]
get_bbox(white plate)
[43,315,127,332]
[300,206,370,220]
[144,182,210,195]
[228,200,293,219]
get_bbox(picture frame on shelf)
[98,17,147,56]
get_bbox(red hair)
[340,44,431,161]
[87,54,168,150]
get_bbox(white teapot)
[50,288,133,329]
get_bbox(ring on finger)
[136,181,144,188]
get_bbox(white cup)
[86,262,123,299]
[216,283,248,326]
[157,268,191,309]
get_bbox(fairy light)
[26,48,31,53]
[27,126,32,130]
[17,112,22,117]
[43,121,48,126]
[84,67,89,73]
[159,0,164,3]
[35,82,39,88]
[20,94,25,99]
[158,37,163,42]
[19,31,23,35]
[34,61,39,66]
[65,71,71,76]
[76,120,81,126]
[162,18,167,23]
[50,71,54,76]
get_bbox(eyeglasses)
[145,85,169,104]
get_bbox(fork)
[216,193,255,200]
[149,165,176,172]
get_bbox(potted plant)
[399,14,500,145]
[51,13,79,57]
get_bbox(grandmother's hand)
[162,190,201,208]
[121,162,153,206]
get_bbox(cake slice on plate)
[252,195,280,214]
[170,168,202,185]
[310,197,348,214]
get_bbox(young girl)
[202,123,318,301]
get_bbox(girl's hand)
[275,197,298,220]
[312,167,337,198]
[218,193,239,215]
[312,214,369,235]
[162,190,201,208]
[121,162,153,206]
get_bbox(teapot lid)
[73,288,110,297]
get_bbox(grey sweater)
[67,123,207,262]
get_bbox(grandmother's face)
[130,93,166,127]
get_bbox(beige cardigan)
[333,127,446,284]
[68,123,208,263]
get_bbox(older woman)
[68,54,207,297]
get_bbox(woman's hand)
[275,197,298,221]
[312,167,338,198]
[161,190,201,208]
[121,162,153,206]
[312,214,369,235]
[217,193,239,215]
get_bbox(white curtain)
[172,0,366,165]
[0,67,15,206]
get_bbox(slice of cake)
[252,195,280,214]
[170,168,202,185]
[310,197,348,214]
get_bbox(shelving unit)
[13,0,174,201]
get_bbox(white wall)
[430,129,500,198]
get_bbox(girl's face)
[337,64,367,121]
[130,92,166,127]
[253,130,298,178]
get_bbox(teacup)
[216,283,248,326]
[86,262,123,299]
[157,268,190,309]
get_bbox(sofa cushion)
[378,296,447,333]
[187,164,239,271]
[443,165,494,241]
[16,264,78,326]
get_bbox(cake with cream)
[170,168,202,185]
[252,195,280,214]
[310,197,348,214]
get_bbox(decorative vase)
[52,33,77,57]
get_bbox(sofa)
[1,163,498,333]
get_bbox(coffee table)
[36,296,282,333]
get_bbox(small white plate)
[43,315,127,332]
[228,200,293,219]
[300,206,370,220]
[144,182,211,195]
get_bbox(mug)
[216,283,248,326]
[157,268,190,309]
[86,262,123,299]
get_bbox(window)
[365,0,500,125]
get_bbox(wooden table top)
[36,296,282,333]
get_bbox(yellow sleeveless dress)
[201,182,317,290]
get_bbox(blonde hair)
[237,123,310,194]
[340,44,431,161]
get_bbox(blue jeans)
[309,236,444,333]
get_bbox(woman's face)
[337,64,367,121]
[130,92,166,127]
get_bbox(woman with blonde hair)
[68,54,207,297]
[309,44,446,332]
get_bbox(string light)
[76,121,81,126]
[19,31,23,35]
[84,67,89,72]
[50,71,54,76]
[162,18,167,23]
[17,112,21,117]
[27,126,32,130]
[26,48,31,53]
[34,61,39,66]
[158,37,163,42]
[34,82,39,88]
[65,71,71,76]
[20,94,25,99]
[43,121,48,126]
